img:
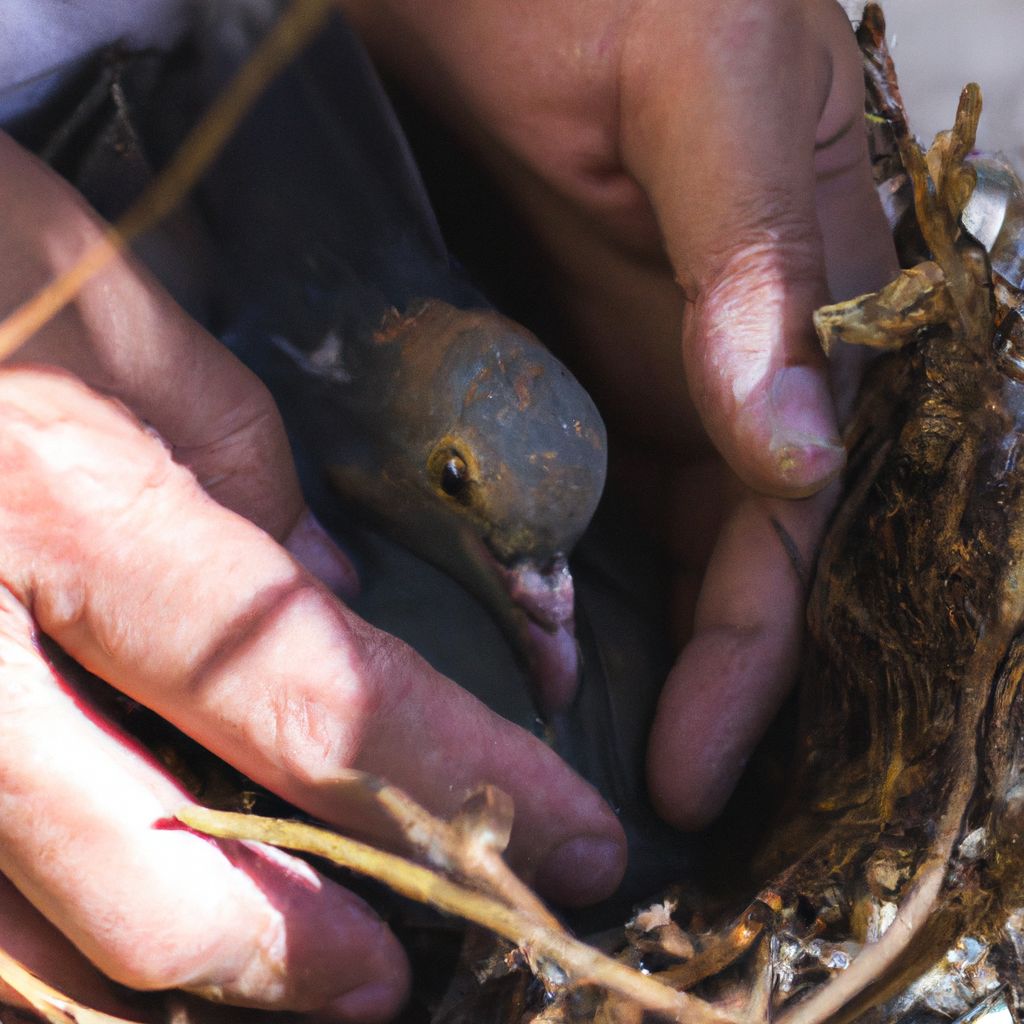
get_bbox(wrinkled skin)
[430,12,1024,1022]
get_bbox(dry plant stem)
[813,261,955,354]
[898,87,983,329]
[0,947,140,1024]
[744,937,772,1023]
[774,575,1022,1024]
[0,0,337,361]
[177,806,738,1024]
[775,862,947,1024]
[815,78,984,359]
[657,902,770,990]
[766,469,999,1024]
[927,87,981,226]
[343,773,563,931]
[857,4,909,138]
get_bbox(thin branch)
[178,805,739,1024]
[0,947,141,1024]
[0,0,336,361]
[657,899,776,991]
[336,772,562,931]
[813,261,956,355]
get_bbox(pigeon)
[146,2,608,713]
[69,0,695,911]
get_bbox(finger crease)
[815,113,858,155]
[770,515,808,590]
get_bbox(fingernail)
[768,366,845,489]
[285,509,361,599]
[535,836,625,908]
[326,981,407,1023]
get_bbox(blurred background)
[841,1,1024,168]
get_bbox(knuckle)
[270,614,419,792]
[707,190,822,272]
[264,597,388,789]
[0,406,181,641]
[177,368,299,536]
[270,685,364,790]
[0,366,175,501]
[193,370,284,463]
[695,205,826,314]
[358,626,418,720]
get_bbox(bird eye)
[440,454,470,500]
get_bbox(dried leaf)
[813,261,955,354]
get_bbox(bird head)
[330,300,607,712]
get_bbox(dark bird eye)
[440,455,469,499]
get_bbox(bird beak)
[497,555,580,714]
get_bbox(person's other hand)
[0,137,625,1019]
[0,130,359,592]
[339,0,899,826]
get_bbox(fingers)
[0,587,409,1020]
[619,0,895,496]
[0,874,144,1020]
[647,484,835,830]
[0,366,625,906]
[614,1,894,830]
[0,131,357,597]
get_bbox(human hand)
[0,130,357,587]
[339,0,899,825]
[0,138,625,1018]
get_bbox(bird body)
[149,1,608,710]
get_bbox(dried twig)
[0,947,140,1024]
[657,898,778,992]
[813,9,988,359]
[178,805,739,1024]
[857,4,909,139]
[336,772,562,932]
[779,14,1005,1024]
[0,0,336,361]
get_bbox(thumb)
[620,0,894,496]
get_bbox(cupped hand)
[0,138,626,1018]
[340,0,899,825]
